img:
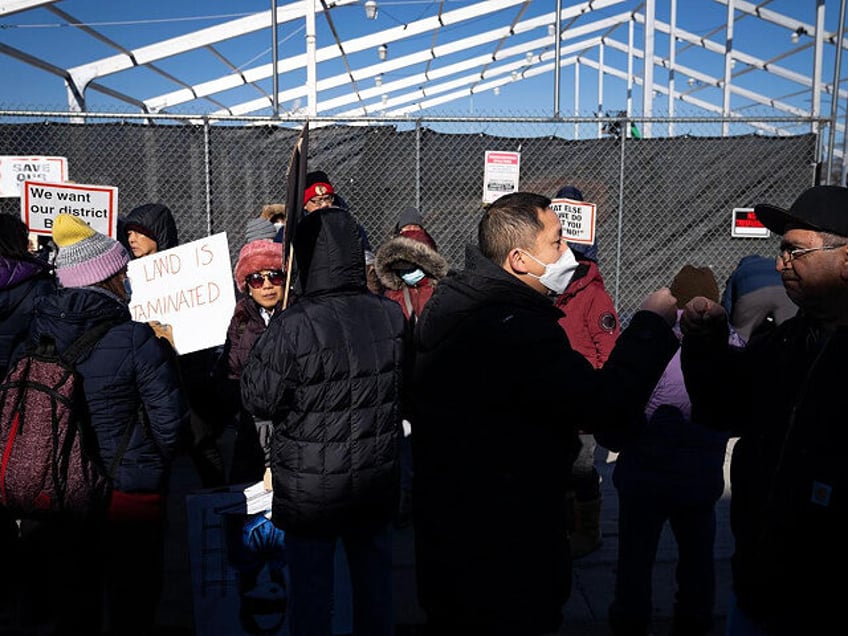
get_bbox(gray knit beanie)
[245,217,277,243]
[396,206,424,233]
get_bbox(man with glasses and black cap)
[680,184,848,635]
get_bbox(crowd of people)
[2,173,846,636]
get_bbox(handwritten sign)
[551,197,596,244]
[0,156,68,197]
[482,151,520,204]
[127,233,236,355]
[731,207,770,238]
[21,181,118,238]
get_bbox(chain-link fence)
[0,110,821,323]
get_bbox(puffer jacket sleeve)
[132,322,191,460]
[240,316,291,422]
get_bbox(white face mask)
[400,268,426,286]
[522,248,578,294]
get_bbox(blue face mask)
[122,275,133,300]
[400,268,426,286]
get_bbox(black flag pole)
[282,121,308,309]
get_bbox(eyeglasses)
[777,244,847,264]
[245,270,285,289]
[307,195,334,207]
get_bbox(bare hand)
[639,287,678,326]
[680,296,727,337]
[149,320,176,349]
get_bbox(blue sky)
[0,1,844,122]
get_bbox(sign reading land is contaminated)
[551,197,597,245]
[127,233,236,355]
[0,156,68,197]
[21,180,119,238]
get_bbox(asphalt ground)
[157,434,735,636]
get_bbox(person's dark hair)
[479,192,551,265]
[0,214,31,259]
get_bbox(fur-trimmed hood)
[375,234,449,291]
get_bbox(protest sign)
[482,151,520,204]
[0,156,68,197]
[551,197,596,244]
[21,181,118,238]
[127,232,236,355]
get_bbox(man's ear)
[507,248,530,275]
[839,244,848,282]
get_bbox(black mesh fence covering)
[0,115,816,322]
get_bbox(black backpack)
[0,321,130,520]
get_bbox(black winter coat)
[26,287,190,493]
[0,256,55,379]
[241,208,407,536]
[682,314,848,635]
[411,244,678,634]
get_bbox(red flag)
[283,122,308,307]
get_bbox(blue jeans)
[285,523,393,636]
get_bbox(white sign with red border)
[731,207,770,238]
[482,151,521,204]
[0,156,68,197]
[127,232,236,355]
[551,197,596,244]
[21,180,119,238]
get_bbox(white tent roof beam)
[65,0,359,97]
[635,14,823,93]
[602,38,816,117]
[716,0,848,48]
[145,0,532,111]
[147,0,627,113]
[205,9,631,117]
[0,0,55,16]
[216,21,611,117]
[629,12,847,108]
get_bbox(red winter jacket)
[554,260,620,370]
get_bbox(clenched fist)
[680,296,728,338]
[639,287,678,326]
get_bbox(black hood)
[119,203,179,254]
[293,207,367,296]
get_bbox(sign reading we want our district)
[128,232,236,355]
[21,180,119,238]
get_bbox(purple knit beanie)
[52,214,130,288]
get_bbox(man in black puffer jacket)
[241,207,407,636]
[411,192,679,635]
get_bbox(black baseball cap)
[755,185,848,237]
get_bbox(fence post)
[613,117,628,313]
[415,119,422,209]
[203,117,212,236]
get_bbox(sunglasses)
[245,270,285,289]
